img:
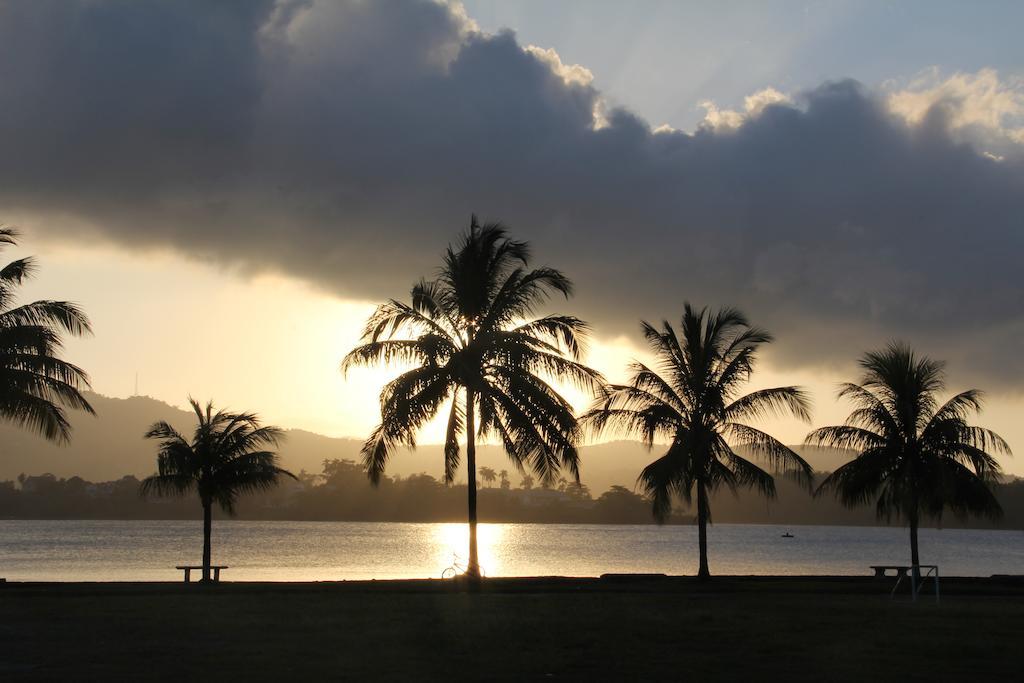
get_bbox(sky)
[462,0,1024,132]
[3,0,1024,474]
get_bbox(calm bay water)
[1,520,1021,581]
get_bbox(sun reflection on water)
[431,523,507,577]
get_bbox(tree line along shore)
[5,458,1023,528]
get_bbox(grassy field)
[2,577,1022,681]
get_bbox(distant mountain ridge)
[6,393,1023,529]
[0,392,851,494]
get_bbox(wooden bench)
[176,565,228,583]
[870,565,911,578]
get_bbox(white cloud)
[524,45,594,88]
[887,68,1024,148]
[442,0,480,36]
[698,100,746,130]
[701,72,1024,154]
[525,44,609,129]
[699,87,790,130]
[743,87,790,115]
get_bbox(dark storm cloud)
[2,0,1023,383]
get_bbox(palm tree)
[498,469,510,490]
[806,343,1008,580]
[583,304,812,579]
[342,216,602,578]
[140,399,295,582]
[0,228,94,441]
[520,474,534,490]
[479,466,498,488]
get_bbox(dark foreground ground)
[2,576,1023,681]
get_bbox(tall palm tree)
[806,343,1008,579]
[0,228,94,441]
[342,216,602,578]
[479,466,497,488]
[141,399,295,582]
[583,304,812,579]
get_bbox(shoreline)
[4,517,1023,531]
[4,574,1024,595]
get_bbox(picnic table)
[176,565,228,583]
[870,564,939,602]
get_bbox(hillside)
[0,393,849,495]
[6,394,1024,528]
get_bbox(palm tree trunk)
[696,480,710,580]
[465,386,481,579]
[202,499,212,582]
[909,513,921,585]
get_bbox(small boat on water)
[781,532,794,538]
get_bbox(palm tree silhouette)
[479,466,497,488]
[520,474,534,490]
[140,399,295,582]
[583,304,812,579]
[343,216,602,578]
[0,229,94,441]
[806,343,1008,580]
[498,469,510,490]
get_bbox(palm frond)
[724,450,776,499]
[484,369,581,484]
[361,366,454,484]
[0,256,35,286]
[804,424,885,452]
[0,390,73,442]
[931,459,1003,521]
[725,422,813,488]
[0,366,95,414]
[815,447,893,510]
[361,299,457,345]
[140,473,194,498]
[637,449,688,523]
[481,266,575,330]
[0,227,20,247]
[0,300,92,337]
[341,338,453,374]
[725,386,812,423]
[444,391,464,484]
[509,315,588,359]
[627,360,688,413]
[835,383,898,435]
